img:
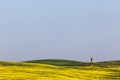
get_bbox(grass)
[0,59,119,80]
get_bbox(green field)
[0,59,120,80]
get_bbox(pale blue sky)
[0,0,120,62]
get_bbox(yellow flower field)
[0,60,119,80]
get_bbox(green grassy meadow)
[0,59,119,80]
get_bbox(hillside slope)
[24,59,88,66]
[25,59,120,67]
[0,60,119,80]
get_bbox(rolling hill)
[0,59,119,80]
[24,59,88,66]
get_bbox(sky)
[0,0,120,62]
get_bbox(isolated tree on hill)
[90,57,93,62]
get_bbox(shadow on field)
[24,59,120,68]
[24,59,92,66]
[0,61,36,67]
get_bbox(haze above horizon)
[0,0,120,62]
